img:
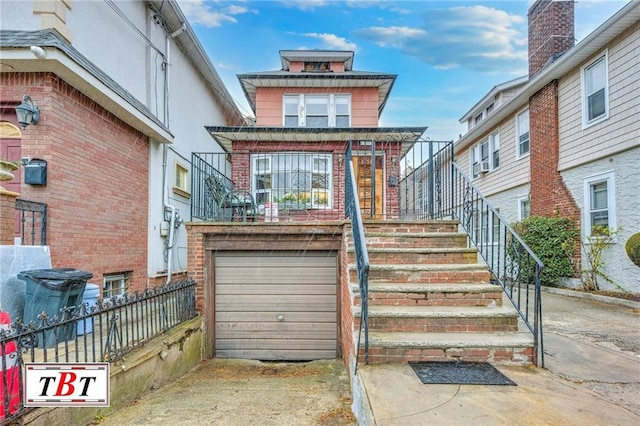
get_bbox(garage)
[214,251,338,361]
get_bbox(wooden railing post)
[0,188,19,245]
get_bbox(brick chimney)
[528,0,575,78]
[527,0,581,273]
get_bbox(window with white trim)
[582,53,608,127]
[103,272,130,299]
[473,208,500,245]
[516,109,530,157]
[583,171,615,236]
[517,194,531,221]
[252,153,333,209]
[283,94,351,127]
[470,132,499,178]
[173,162,190,197]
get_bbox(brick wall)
[528,0,575,78]
[0,72,150,292]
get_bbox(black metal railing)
[15,199,46,245]
[345,141,370,371]
[0,279,197,422]
[446,164,545,366]
[192,151,345,222]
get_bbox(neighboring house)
[0,0,243,299]
[454,0,640,293]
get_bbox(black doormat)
[409,361,516,386]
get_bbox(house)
[0,0,243,301]
[187,49,537,373]
[454,0,640,293]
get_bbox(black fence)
[15,199,46,245]
[0,278,197,422]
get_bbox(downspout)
[162,22,186,284]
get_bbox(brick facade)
[528,0,575,78]
[0,72,150,293]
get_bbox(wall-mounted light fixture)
[15,95,40,130]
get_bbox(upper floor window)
[173,161,190,198]
[583,171,615,236]
[582,53,609,127]
[304,61,330,72]
[516,108,530,158]
[471,132,499,178]
[283,94,351,128]
[474,112,483,125]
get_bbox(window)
[103,272,130,299]
[474,113,483,125]
[470,132,499,178]
[486,103,494,115]
[283,94,350,127]
[252,153,333,209]
[516,109,530,157]
[582,53,608,127]
[583,171,616,236]
[517,194,531,220]
[173,162,190,197]
[473,208,500,245]
[304,61,330,72]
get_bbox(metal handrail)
[448,163,545,366]
[345,141,370,371]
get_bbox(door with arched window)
[0,111,23,240]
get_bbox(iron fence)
[14,199,46,245]
[0,278,197,422]
[345,141,370,371]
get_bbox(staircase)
[348,220,534,365]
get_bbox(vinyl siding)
[558,21,640,170]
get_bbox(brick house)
[454,0,640,293]
[0,0,243,298]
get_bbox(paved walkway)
[100,288,639,425]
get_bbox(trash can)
[18,268,93,347]
[77,283,100,335]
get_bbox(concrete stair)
[348,220,534,365]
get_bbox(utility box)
[19,268,93,347]
[24,158,47,185]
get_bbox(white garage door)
[214,251,337,360]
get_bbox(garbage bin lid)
[17,268,93,290]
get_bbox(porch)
[187,139,544,370]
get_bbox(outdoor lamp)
[15,95,40,129]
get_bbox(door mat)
[409,361,516,386]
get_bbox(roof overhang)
[455,0,640,153]
[237,73,396,116]
[279,50,355,71]
[205,126,428,155]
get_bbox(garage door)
[214,251,337,361]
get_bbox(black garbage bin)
[18,268,93,347]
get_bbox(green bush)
[626,232,640,267]
[511,216,578,285]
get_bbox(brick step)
[353,305,518,333]
[356,331,534,365]
[349,263,491,284]
[351,282,504,307]
[362,232,468,248]
[347,247,478,265]
[362,220,459,234]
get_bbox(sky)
[177,0,630,141]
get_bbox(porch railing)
[15,199,46,245]
[0,278,197,422]
[345,141,370,371]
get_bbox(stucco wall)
[561,148,640,293]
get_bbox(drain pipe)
[162,22,186,284]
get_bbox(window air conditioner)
[479,161,490,174]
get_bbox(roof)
[205,126,428,155]
[458,75,528,123]
[455,0,640,153]
[279,50,355,71]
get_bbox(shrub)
[511,216,578,285]
[626,232,640,268]
[581,226,619,291]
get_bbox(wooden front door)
[352,153,384,218]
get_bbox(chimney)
[528,0,575,78]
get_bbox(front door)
[352,152,384,218]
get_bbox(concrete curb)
[541,286,640,310]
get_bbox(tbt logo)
[24,363,110,407]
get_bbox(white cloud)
[177,0,257,27]
[301,33,358,51]
[355,5,527,74]
[284,0,329,11]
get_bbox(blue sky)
[177,0,629,141]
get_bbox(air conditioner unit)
[479,161,490,174]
